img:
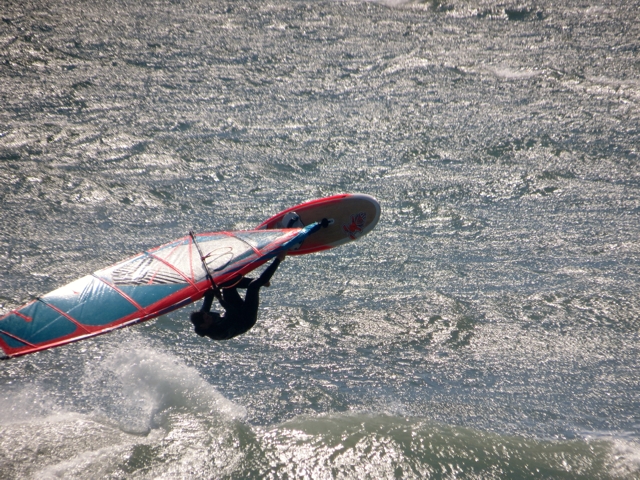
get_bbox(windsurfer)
[190,252,287,340]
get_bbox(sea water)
[1,0,639,477]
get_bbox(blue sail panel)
[0,329,28,349]
[117,284,189,309]
[42,276,141,327]
[0,301,78,347]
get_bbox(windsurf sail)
[0,225,318,359]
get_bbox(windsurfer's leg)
[222,286,243,307]
[243,284,261,321]
[241,257,281,315]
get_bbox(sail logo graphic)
[343,212,366,240]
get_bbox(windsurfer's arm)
[201,289,216,313]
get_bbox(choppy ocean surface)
[1,0,639,477]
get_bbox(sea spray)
[79,339,246,433]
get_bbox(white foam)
[490,67,542,79]
[607,438,640,478]
[0,343,248,478]
[0,411,161,479]
[0,386,63,425]
[81,341,246,432]
[370,0,412,6]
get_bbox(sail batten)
[91,274,147,314]
[37,298,91,335]
[145,251,198,288]
[0,328,36,348]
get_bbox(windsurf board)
[257,193,381,255]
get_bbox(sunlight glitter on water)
[1,0,639,477]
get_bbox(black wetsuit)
[196,258,282,340]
